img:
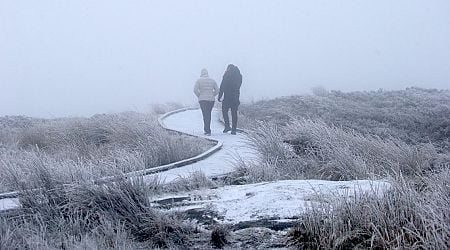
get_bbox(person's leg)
[204,101,214,134]
[199,101,209,133]
[222,102,231,132]
[230,103,239,134]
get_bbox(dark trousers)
[222,102,239,131]
[199,100,215,133]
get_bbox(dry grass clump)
[0,164,193,249]
[210,225,229,248]
[287,169,450,249]
[0,112,212,192]
[166,170,216,192]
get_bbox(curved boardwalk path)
[145,108,256,183]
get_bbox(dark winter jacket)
[218,65,242,105]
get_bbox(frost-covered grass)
[240,87,450,150]
[149,102,185,115]
[237,119,447,182]
[238,87,450,249]
[0,109,221,249]
[237,87,450,182]
[0,111,212,192]
[288,170,450,249]
[0,165,193,249]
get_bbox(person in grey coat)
[194,68,219,135]
[218,64,242,135]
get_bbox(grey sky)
[1,0,449,117]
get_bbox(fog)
[1,0,449,118]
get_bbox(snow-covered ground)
[0,197,19,211]
[151,179,390,224]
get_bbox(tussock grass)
[0,112,212,192]
[167,170,216,192]
[284,119,441,180]
[210,225,229,248]
[240,120,446,182]
[1,163,193,249]
[288,169,450,249]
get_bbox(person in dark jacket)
[218,64,242,135]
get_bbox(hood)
[200,69,209,77]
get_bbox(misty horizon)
[1,0,449,118]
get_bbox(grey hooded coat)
[193,69,219,102]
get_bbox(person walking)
[218,64,242,135]
[193,68,219,136]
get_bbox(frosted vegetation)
[0,111,211,192]
[238,87,450,248]
[242,87,450,149]
[1,88,449,248]
[0,109,215,249]
[0,178,194,249]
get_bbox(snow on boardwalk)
[144,108,257,183]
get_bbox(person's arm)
[218,77,225,101]
[213,81,219,97]
[193,81,200,97]
[237,74,242,89]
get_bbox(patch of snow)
[151,179,390,223]
[0,198,20,211]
